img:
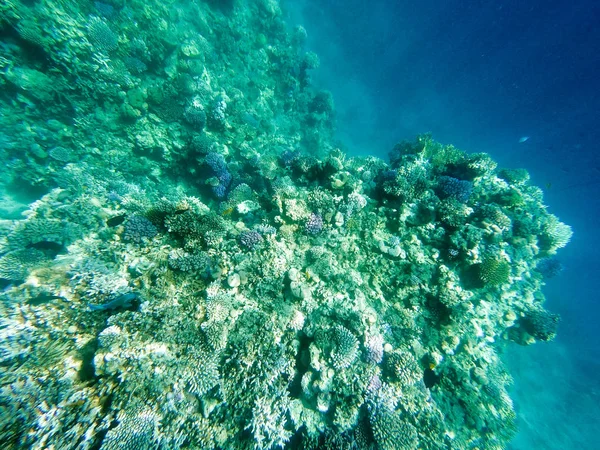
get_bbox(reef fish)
[26,293,66,306]
[89,292,138,311]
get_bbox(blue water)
[288,0,600,447]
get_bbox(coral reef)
[0,0,571,449]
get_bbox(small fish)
[27,293,66,306]
[518,136,530,143]
[107,214,127,227]
[89,292,138,312]
[221,207,234,216]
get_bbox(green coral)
[326,325,359,370]
[184,348,220,396]
[438,198,471,228]
[479,257,511,286]
[165,211,227,249]
[382,160,430,201]
[6,218,74,250]
[384,350,421,386]
[369,403,418,450]
[498,167,531,185]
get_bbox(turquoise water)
[0,0,594,449]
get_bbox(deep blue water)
[286,0,600,447]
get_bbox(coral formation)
[479,256,511,286]
[123,215,158,244]
[0,0,571,449]
[521,309,561,341]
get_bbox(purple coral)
[123,215,157,243]
[205,152,226,173]
[364,334,384,364]
[366,374,382,395]
[240,230,263,250]
[436,176,473,203]
[305,213,323,235]
[205,152,231,199]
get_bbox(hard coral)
[88,17,119,52]
[479,257,511,286]
[436,175,473,203]
[384,350,421,386]
[535,257,564,278]
[369,402,418,450]
[99,407,158,450]
[123,215,158,243]
[304,212,324,235]
[522,309,560,341]
[240,230,263,250]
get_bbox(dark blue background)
[285,0,600,446]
